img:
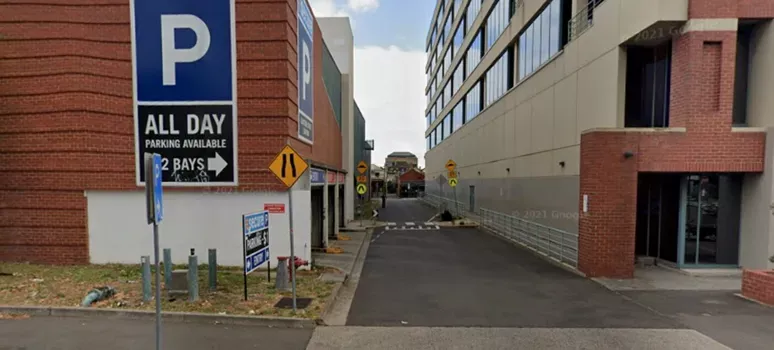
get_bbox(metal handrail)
[479,208,578,267]
[421,193,578,268]
[568,0,606,42]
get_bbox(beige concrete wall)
[426,0,634,180]
[739,128,774,269]
[424,0,692,233]
[746,20,774,128]
[318,18,356,222]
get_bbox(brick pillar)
[669,29,737,130]
[578,132,639,278]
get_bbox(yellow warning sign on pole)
[448,178,458,187]
[445,159,456,171]
[268,145,309,188]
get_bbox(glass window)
[427,135,431,150]
[444,48,452,74]
[549,0,560,56]
[465,80,482,121]
[452,61,464,95]
[532,13,541,72]
[466,0,481,32]
[453,100,464,131]
[466,29,483,78]
[446,113,453,136]
[485,0,510,51]
[454,0,463,16]
[518,0,562,80]
[541,10,550,63]
[443,82,452,108]
[453,22,464,57]
[485,51,509,107]
[443,13,452,45]
[440,118,446,141]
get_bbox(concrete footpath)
[0,315,313,350]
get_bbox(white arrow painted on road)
[207,152,228,176]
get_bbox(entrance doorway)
[635,173,742,268]
[635,173,681,263]
[679,174,741,266]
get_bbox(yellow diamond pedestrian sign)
[357,161,368,174]
[356,183,367,195]
[445,159,456,171]
[269,145,309,188]
[448,178,458,187]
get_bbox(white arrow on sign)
[207,152,228,176]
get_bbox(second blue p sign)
[131,0,238,187]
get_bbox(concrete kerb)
[315,227,373,326]
[0,305,315,328]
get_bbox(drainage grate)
[274,297,313,309]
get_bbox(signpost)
[356,160,368,225]
[131,0,238,186]
[268,144,309,312]
[446,159,459,217]
[143,153,163,350]
[242,211,270,301]
[297,0,314,144]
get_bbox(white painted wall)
[86,189,312,268]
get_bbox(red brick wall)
[689,0,774,19]
[578,28,766,278]
[742,269,774,306]
[0,0,342,264]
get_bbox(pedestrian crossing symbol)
[448,178,458,187]
[269,145,309,188]
[356,183,367,195]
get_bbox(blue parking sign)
[297,0,314,144]
[131,0,239,186]
[152,154,164,223]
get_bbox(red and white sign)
[264,203,285,214]
[326,171,336,184]
[337,173,345,184]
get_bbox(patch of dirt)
[0,312,30,320]
[0,263,336,319]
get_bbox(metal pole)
[242,229,248,301]
[152,223,162,350]
[288,189,297,312]
[267,261,271,283]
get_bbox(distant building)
[398,168,425,198]
[370,164,385,194]
[385,152,419,178]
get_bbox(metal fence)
[568,0,606,42]
[421,193,578,268]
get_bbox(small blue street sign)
[152,154,164,223]
[243,211,270,274]
[297,0,314,144]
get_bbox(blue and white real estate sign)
[131,0,238,186]
[243,211,270,274]
[297,0,314,144]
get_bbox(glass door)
[679,174,740,267]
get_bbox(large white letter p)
[161,14,211,86]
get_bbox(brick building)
[0,0,365,266]
[424,0,774,277]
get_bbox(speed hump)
[448,178,458,187]
[356,183,368,195]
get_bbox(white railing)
[422,193,578,268]
[479,208,578,267]
[568,0,606,42]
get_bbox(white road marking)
[405,222,415,226]
[387,222,397,226]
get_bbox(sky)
[308,0,436,167]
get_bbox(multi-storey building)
[0,0,363,266]
[424,0,774,278]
